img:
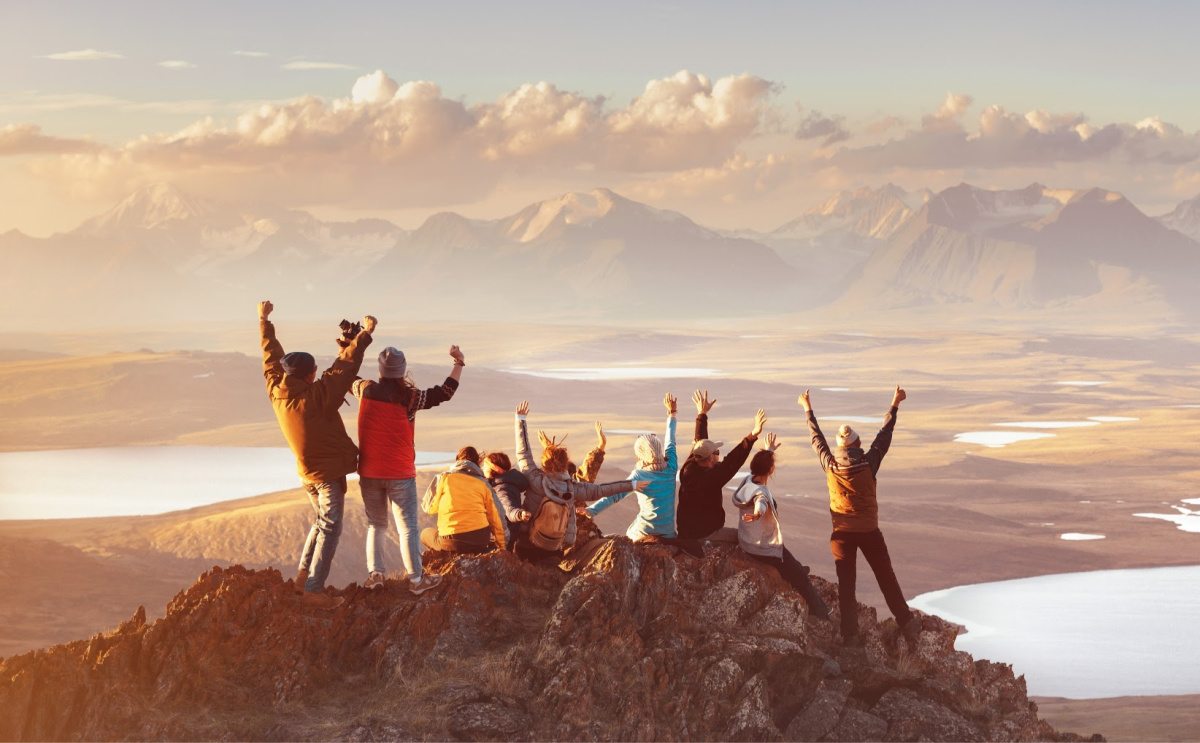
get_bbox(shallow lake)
[910,564,1200,698]
[0,447,454,520]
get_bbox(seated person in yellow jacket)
[420,447,507,554]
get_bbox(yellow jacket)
[422,462,506,549]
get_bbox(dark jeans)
[830,528,912,638]
[752,548,831,620]
[420,526,493,554]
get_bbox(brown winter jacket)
[807,407,897,532]
[261,319,372,483]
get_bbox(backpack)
[528,487,573,551]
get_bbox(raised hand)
[798,389,811,411]
[751,408,767,438]
[258,300,273,319]
[449,345,465,364]
[361,315,378,334]
[595,422,607,450]
[664,392,678,416]
[891,386,907,407]
[516,400,530,416]
[765,432,781,452]
[692,389,717,414]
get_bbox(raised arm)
[317,314,375,406]
[575,422,607,483]
[800,389,836,473]
[258,301,284,394]
[514,401,538,473]
[714,408,764,482]
[664,397,679,472]
[692,389,715,441]
[867,386,904,475]
[415,345,466,410]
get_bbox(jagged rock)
[872,687,983,741]
[784,678,852,741]
[0,542,1102,742]
[829,706,889,742]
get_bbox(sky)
[2,0,1199,234]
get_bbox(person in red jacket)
[352,344,464,594]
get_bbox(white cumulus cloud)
[41,48,125,61]
[0,124,101,155]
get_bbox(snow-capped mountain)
[839,183,1200,312]
[773,183,925,241]
[1158,194,1200,242]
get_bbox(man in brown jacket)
[801,386,917,646]
[259,300,374,601]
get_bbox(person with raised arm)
[800,386,918,645]
[512,401,649,560]
[351,343,464,594]
[258,300,373,606]
[732,436,831,620]
[677,389,766,541]
[585,394,680,541]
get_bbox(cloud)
[796,110,850,147]
[233,50,269,58]
[0,124,101,156]
[32,69,780,207]
[282,60,357,71]
[41,48,124,61]
[158,60,196,70]
[824,93,1200,172]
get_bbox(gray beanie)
[378,346,407,379]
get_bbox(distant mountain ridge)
[2,181,1198,327]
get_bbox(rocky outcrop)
[0,538,1103,742]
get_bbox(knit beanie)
[378,346,407,379]
[280,351,316,377]
[635,434,666,472]
[836,424,861,449]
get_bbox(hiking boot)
[300,592,345,610]
[364,572,386,591]
[409,574,443,596]
[293,568,309,593]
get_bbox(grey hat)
[281,351,316,376]
[378,346,407,379]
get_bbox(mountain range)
[2,181,1198,327]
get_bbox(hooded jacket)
[422,460,507,548]
[490,468,531,524]
[586,416,679,540]
[807,406,898,532]
[731,476,784,559]
[676,413,757,539]
[514,414,636,549]
[261,319,371,483]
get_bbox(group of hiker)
[259,302,919,646]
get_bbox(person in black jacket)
[482,451,530,551]
[676,389,767,541]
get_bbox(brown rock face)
[0,541,1103,742]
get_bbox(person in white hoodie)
[732,437,830,620]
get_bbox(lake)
[0,447,455,520]
[910,564,1200,698]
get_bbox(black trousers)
[752,547,831,620]
[830,528,912,638]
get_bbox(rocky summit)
[0,531,1103,742]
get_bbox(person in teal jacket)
[586,393,679,540]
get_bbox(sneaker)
[408,574,443,595]
[364,572,386,590]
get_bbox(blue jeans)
[360,477,422,580]
[298,477,346,592]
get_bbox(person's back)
[586,394,679,540]
[421,458,506,554]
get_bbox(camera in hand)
[336,319,362,349]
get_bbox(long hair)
[457,446,481,464]
[376,375,418,404]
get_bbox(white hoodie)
[731,477,784,559]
